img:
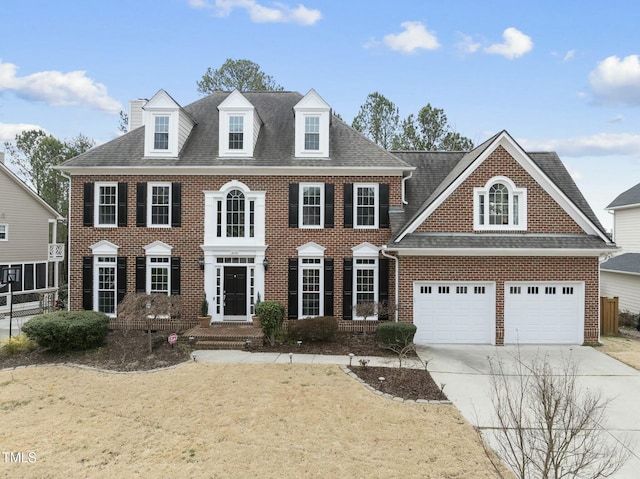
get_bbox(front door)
[224,266,247,316]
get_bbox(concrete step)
[195,340,252,350]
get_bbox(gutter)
[380,246,399,322]
[60,170,72,311]
[401,171,413,205]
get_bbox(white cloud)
[608,114,624,123]
[189,0,321,25]
[0,60,121,114]
[0,122,46,143]
[381,21,440,53]
[485,27,533,59]
[455,33,481,56]
[589,55,640,106]
[563,49,575,62]
[518,132,640,157]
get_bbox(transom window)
[210,182,262,241]
[149,184,171,226]
[355,184,378,228]
[474,177,526,231]
[301,184,323,227]
[149,257,170,295]
[229,116,244,150]
[97,184,117,226]
[154,116,169,150]
[0,224,7,241]
[304,116,320,150]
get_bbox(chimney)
[128,99,148,131]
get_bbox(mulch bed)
[1,330,447,400]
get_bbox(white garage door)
[504,282,584,344]
[413,282,495,344]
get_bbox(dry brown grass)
[599,335,640,370]
[0,362,507,479]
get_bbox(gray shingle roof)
[606,183,640,209]
[61,91,410,170]
[391,233,615,250]
[601,253,640,274]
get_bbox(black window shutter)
[135,257,146,293]
[324,183,334,228]
[344,183,353,228]
[288,258,298,319]
[82,256,93,310]
[379,183,389,228]
[83,183,94,227]
[289,183,299,228]
[324,258,334,316]
[171,183,181,227]
[343,258,353,320]
[378,258,389,320]
[117,183,128,227]
[117,257,127,304]
[171,257,181,295]
[136,183,147,227]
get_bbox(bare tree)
[487,349,630,479]
[117,293,182,353]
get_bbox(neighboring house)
[58,89,614,345]
[0,153,65,316]
[601,183,640,313]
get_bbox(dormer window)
[229,116,244,150]
[474,176,526,231]
[294,89,331,158]
[305,116,320,150]
[154,116,169,150]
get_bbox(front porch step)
[194,340,250,350]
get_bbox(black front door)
[224,266,247,316]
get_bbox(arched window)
[475,177,526,230]
[226,189,245,237]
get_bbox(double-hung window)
[301,184,323,228]
[229,116,244,150]
[0,224,7,241]
[148,257,170,295]
[154,116,169,150]
[355,184,378,228]
[304,116,320,151]
[96,256,116,314]
[474,177,526,231]
[97,183,117,226]
[355,258,377,308]
[149,183,171,226]
[300,258,323,317]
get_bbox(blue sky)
[2,0,640,231]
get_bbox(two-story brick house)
[59,88,615,345]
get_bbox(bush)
[377,322,417,348]
[0,334,37,356]
[22,311,109,352]
[256,301,284,346]
[288,316,338,342]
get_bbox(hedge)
[376,322,417,348]
[22,311,110,352]
[287,316,338,342]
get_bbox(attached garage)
[413,282,495,344]
[504,282,584,344]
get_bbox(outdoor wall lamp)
[197,258,205,270]
[263,257,269,271]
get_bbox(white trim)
[147,182,172,227]
[0,224,7,241]
[142,90,183,158]
[94,182,118,227]
[395,131,611,243]
[600,268,640,277]
[146,256,171,295]
[218,90,257,158]
[352,242,380,257]
[294,89,330,158]
[297,242,326,257]
[143,240,173,256]
[353,257,379,320]
[299,183,324,229]
[473,176,527,231]
[386,247,611,257]
[354,183,379,229]
[90,240,119,255]
[93,254,117,317]
[298,257,324,319]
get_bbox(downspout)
[60,170,72,311]
[401,171,413,205]
[380,246,399,322]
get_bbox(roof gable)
[607,183,640,210]
[0,161,63,220]
[395,131,610,243]
[143,89,180,110]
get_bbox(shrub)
[22,311,109,352]
[257,301,284,346]
[377,322,417,348]
[0,334,37,356]
[287,316,338,342]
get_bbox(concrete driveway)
[418,344,640,479]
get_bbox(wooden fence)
[600,296,619,335]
